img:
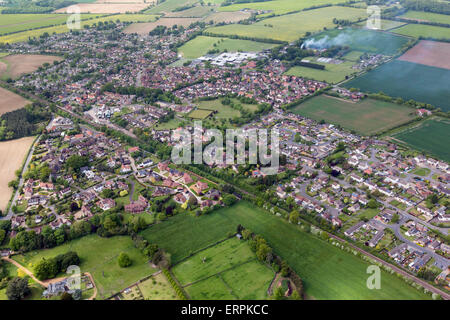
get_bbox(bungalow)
[173,193,187,204]
[124,195,148,213]
[350,174,363,184]
[182,173,194,185]
[97,198,116,211]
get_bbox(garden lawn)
[289,95,416,135]
[141,201,431,299]
[13,235,157,299]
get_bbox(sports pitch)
[289,95,416,135]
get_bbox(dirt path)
[1,256,47,287]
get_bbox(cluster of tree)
[294,61,325,70]
[237,225,304,299]
[131,234,171,269]
[401,0,450,15]
[100,83,179,104]
[202,32,287,45]
[163,268,187,299]
[34,251,80,280]
[0,102,51,141]
[117,252,132,268]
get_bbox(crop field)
[172,238,274,300]
[0,136,34,213]
[285,59,357,84]
[165,5,214,18]
[392,24,450,39]
[0,54,63,79]
[343,60,450,111]
[14,235,157,299]
[303,28,411,55]
[0,13,102,35]
[397,40,450,70]
[124,17,201,35]
[0,86,30,114]
[178,36,276,59]
[217,0,348,16]
[289,95,416,135]
[140,201,431,299]
[54,2,154,13]
[205,6,367,42]
[204,11,251,24]
[391,118,450,162]
[187,109,214,119]
[145,0,199,14]
[399,10,450,25]
[0,14,159,44]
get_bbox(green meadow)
[140,201,431,299]
[399,10,450,25]
[392,24,450,39]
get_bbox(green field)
[342,50,364,61]
[145,0,199,14]
[188,109,214,119]
[0,13,103,35]
[286,60,357,84]
[400,10,450,25]
[289,95,416,135]
[0,14,158,44]
[392,24,450,39]
[13,235,157,299]
[344,60,450,111]
[140,201,431,299]
[205,6,367,42]
[303,27,411,55]
[392,118,450,162]
[178,36,277,59]
[218,0,349,16]
[173,238,274,300]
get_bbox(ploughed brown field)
[55,3,153,13]
[0,87,30,116]
[124,17,201,35]
[0,136,34,212]
[0,54,63,79]
[398,40,450,70]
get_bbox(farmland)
[178,36,276,59]
[218,0,349,16]
[173,238,274,300]
[0,136,34,213]
[204,11,251,24]
[54,3,154,14]
[397,40,450,70]
[145,0,199,14]
[399,10,450,25]
[289,95,416,135]
[303,28,411,55]
[391,118,450,162]
[140,201,431,299]
[205,6,367,42]
[0,86,30,115]
[285,60,357,84]
[392,24,450,40]
[13,235,157,299]
[343,60,450,111]
[124,17,201,35]
[0,14,159,44]
[0,54,63,80]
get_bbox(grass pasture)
[303,27,411,55]
[289,95,416,135]
[285,59,357,84]
[172,238,274,300]
[145,0,198,14]
[187,109,213,119]
[54,3,153,13]
[0,136,34,212]
[392,24,450,40]
[205,6,367,42]
[178,36,276,59]
[217,0,349,16]
[204,11,251,24]
[140,201,431,299]
[391,118,450,162]
[343,60,450,111]
[13,235,157,299]
[399,10,450,25]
